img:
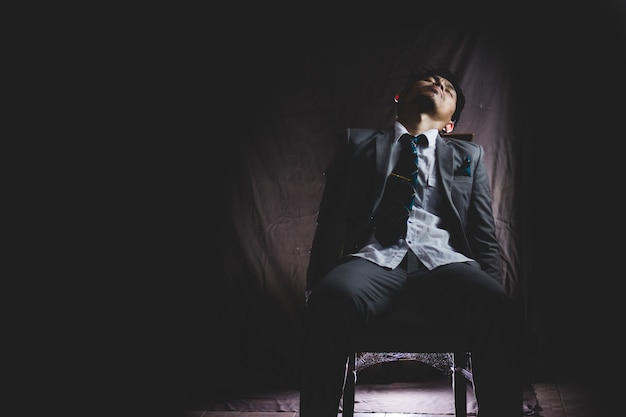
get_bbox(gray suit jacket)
[306,127,502,291]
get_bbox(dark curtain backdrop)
[222,22,526,380]
[129,3,625,412]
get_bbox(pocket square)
[454,155,471,177]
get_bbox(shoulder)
[440,135,482,152]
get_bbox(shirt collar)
[394,121,438,147]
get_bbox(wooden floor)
[183,380,603,417]
[532,382,595,417]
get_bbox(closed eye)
[428,76,456,98]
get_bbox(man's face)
[400,75,458,122]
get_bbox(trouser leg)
[400,261,523,417]
[300,255,522,417]
[299,257,407,417]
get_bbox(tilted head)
[396,65,466,131]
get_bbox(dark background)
[105,3,626,415]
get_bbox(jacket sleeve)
[465,144,503,283]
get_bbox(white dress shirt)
[351,121,473,270]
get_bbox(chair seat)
[353,327,470,353]
[351,311,471,353]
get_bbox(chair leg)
[453,352,468,417]
[342,353,357,417]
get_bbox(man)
[300,66,522,417]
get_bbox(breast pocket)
[452,176,473,186]
[453,176,472,184]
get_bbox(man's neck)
[396,117,444,136]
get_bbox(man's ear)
[441,121,455,133]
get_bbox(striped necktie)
[375,134,425,246]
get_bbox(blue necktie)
[375,134,425,246]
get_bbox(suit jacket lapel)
[376,127,394,174]
[373,128,394,209]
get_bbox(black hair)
[400,65,466,125]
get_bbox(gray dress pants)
[299,251,522,417]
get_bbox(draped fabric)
[83,6,626,415]
[202,5,626,392]
[220,22,525,378]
